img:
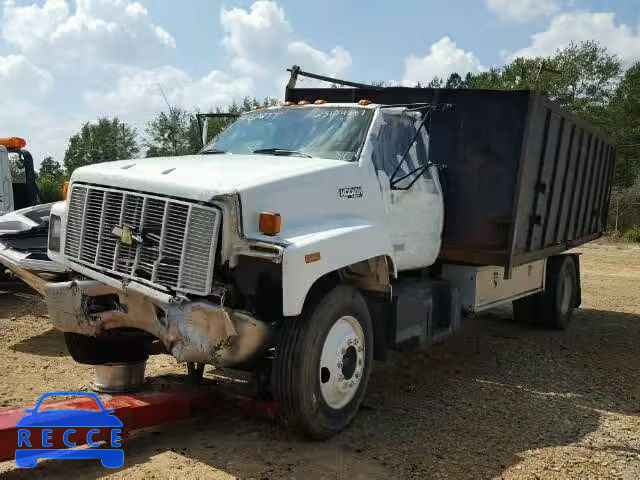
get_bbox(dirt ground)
[0,242,639,479]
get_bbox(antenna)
[158,84,174,115]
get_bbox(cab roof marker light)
[358,99,372,106]
[298,100,310,105]
[314,99,327,104]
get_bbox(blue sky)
[0,0,639,166]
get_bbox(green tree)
[607,63,640,188]
[145,108,201,157]
[39,156,64,178]
[466,41,622,116]
[37,175,65,202]
[445,73,464,89]
[64,118,139,175]
[442,41,635,187]
[427,77,444,88]
[145,97,279,157]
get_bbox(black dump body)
[286,86,615,272]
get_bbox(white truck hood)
[70,154,349,202]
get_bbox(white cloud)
[220,0,290,76]
[403,37,486,84]
[1,0,176,69]
[486,0,559,23]
[0,0,357,166]
[220,0,352,85]
[83,66,254,122]
[0,96,80,168]
[0,54,54,95]
[511,12,640,65]
[287,42,351,75]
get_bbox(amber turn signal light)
[62,181,70,199]
[259,212,281,236]
[0,137,26,149]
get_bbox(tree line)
[38,41,638,205]
[36,97,277,201]
[422,41,639,190]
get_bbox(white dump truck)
[44,67,615,439]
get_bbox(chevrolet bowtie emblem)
[112,225,134,246]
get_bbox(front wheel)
[272,285,373,439]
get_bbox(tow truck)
[0,137,64,275]
[0,136,39,215]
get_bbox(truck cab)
[0,137,40,215]
[42,68,612,439]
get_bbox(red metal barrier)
[0,385,276,463]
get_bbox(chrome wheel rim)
[319,316,365,410]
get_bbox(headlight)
[49,214,61,252]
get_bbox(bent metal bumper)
[45,280,270,367]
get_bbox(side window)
[371,111,431,184]
[414,124,432,180]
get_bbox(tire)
[64,330,150,365]
[272,285,374,439]
[512,256,578,331]
[541,255,578,330]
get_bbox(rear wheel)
[542,255,578,330]
[272,285,373,439]
[512,256,578,330]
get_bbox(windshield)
[201,106,374,161]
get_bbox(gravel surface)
[0,242,639,479]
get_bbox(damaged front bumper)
[45,280,270,366]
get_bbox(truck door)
[0,146,14,215]
[370,109,444,271]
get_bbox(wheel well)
[300,256,394,361]
[235,254,395,362]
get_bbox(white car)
[0,203,65,274]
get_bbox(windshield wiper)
[253,148,312,158]
[201,148,227,154]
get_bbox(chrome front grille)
[64,184,221,296]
